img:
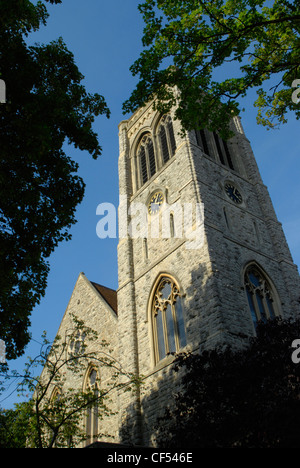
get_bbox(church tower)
[116,99,300,446]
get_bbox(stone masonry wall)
[117,101,300,446]
[42,273,120,447]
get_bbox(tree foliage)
[0,1,110,359]
[123,0,300,138]
[0,404,29,448]
[155,318,300,448]
[0,314,140,448]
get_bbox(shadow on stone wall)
[118,262,216,447]
[119,357,180,447]
[118,259,254,448]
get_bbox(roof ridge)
[90,281,118,315]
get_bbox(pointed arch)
[243,262,281,329]
[135,132,157,188]
[50,386,62,405]
[195,127,210,156]
[157,114,176,165]
[148,274,187,365]
[83,364,100,446]
[132,114,177,191]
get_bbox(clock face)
[224,182,243,204]
[148,191,164,215]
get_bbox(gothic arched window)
[68,330,86,361]
[213,131,235,170]
[50,387,61,404]
[158,115,176,164]
[195,127,210,156]
[195,124,236,171]
[137,133,156,186]
[152,277,186,363]
[244,264,280,329]
[85,367,99,446]
[49,387,64,447]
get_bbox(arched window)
[85,367,99,446]
[50,387,76,448]
[158,115,176,164]
[151,276,186,363]
[50,387,62,404]
[137,133,156,186]
[213,131,235,170]
[195,127,210,156]
[135,116,177,190]
[68,330,86,362]
[195,124,236,171]
[170,213,175,238]
[244,264,280,329]
[223,206,231,231]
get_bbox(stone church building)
[49,99,300,447]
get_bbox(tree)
[0,0,110,359]
[123,0,300,139]
[154,317,300,448]
[0,404,29,448]
[0,314,140,448]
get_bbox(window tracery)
[158,114,176,164]
[85,366,99,446]
[137,133,156,186]
[68,330,86,360]
[195,125,236,171]
[136,115,177,189]
[151,277,186,363]
[244,264,280,328]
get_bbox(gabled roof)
[90,282,118,315]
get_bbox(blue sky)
[1,0,299,409]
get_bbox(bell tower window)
[195,123,236,172]
[134,115,177,190]
[195,128,210,156]
[158,115,176,164]
[137,133,156,186]
[213,131,235,170]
